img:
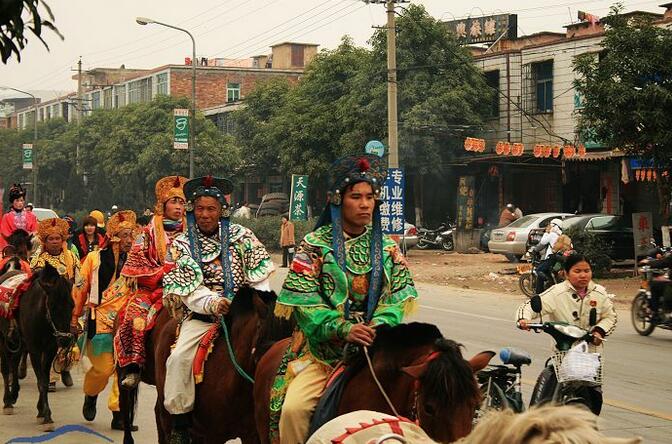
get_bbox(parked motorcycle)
[518,250,564,297]
[631,264,672,336]
[416,222,455,251]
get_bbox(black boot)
[82,394,97,421]
[111,411,139,431]
[61,371,73,387]
[169,414,191,444]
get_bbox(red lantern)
[552,145,561,158]
[502,142,511,155]
[512,143,524,156]
[646,169,653,182]
[542,145,552,158]
[495,142,504,155]
[578,144,587,158]
[563,145,575,158]
[478,139,486,152]
[464,138,472,151]
[635,169,641,181]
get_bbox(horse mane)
[372,322,443,352]
[422,338,480,411]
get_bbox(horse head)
[4,229,34,261]
[374,322,480,443]
[32,263,74,339]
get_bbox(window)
[533,60,553,113]
[484,70,500,117]
[92,91,101,110]
[103,88,113,109]
[215,112,236,134]
[291,44,304,67]
[52,104,59,118]
[39,107,44,121]
[227,82,240,103]
[128,78,152,104]
[156,73,168,96]
[507,215,536,228]
[115,85,126,107]
[586,216,616,230]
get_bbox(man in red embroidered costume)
[114,176,188,388]
[0,184,38,252]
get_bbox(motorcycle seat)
[500,347,532,366]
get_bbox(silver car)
[488,212,573,261]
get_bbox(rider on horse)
[114,176,188,389]
[273,154,418,444]
[30,218,81,391]
[71,210,137,430]
[0,184,38,253]
[161,175,274,444]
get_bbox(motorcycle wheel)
[518,273,536,298]
[441,236,454,251]
[631,293,656,336]
[416,239,431,250]
[475,382,510,423]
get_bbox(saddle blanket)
[307,410,437,444]
[192,322,220,384]
[0,272,29,319]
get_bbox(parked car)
[389,222,419,254]
[31,207,58,221]
[488,212,573,262]
[529,214,635,261]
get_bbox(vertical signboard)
[173,109,189,150]
[22,144,33,169]
[289,175,308,221]
[456,176,475,229]
[380,168,405,235]
[632,212,653,260]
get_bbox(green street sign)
[289,175,308,221]
[22,144,33,170]
[174,109,189,150]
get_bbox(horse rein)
[363,346,441,423]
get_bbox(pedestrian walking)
[280,215,295,267]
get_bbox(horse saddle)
[308,358,366,437]
[0,271,30,319]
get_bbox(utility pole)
[76,57,82,175]
[367,0,406,168]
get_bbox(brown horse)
[254,322,489,444]
[118,286,293,444]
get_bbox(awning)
[564,150,625,162]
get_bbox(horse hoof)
[41,421,55,432]
[3,407,13,415]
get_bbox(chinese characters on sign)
[289,175,308,221]
[380,168,405,235]
[456,176,475,230]
[632,212,653,258]
[444,14,517,44]
[22,144,33,170]
[173,108,189,150]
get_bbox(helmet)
[111,204,119,211]
[506,203,515,211]
[550,218,563,228]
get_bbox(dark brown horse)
[254,322,489,444]
[17,263,74,431]
[118,286,293,444]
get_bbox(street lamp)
[136,16,196,178]
[1,86,38,204]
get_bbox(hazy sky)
[0,0,666,99]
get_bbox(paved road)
[1,270,670,443]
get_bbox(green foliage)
[564,226,613,276]
[232,216,316,252]
[574,6,672,218]
[0,0,63,63]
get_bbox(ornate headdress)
[317,153,389,322]
[106,210,137,241]
[183,175,236,299]
[154,175,188,216]
[8,184,26,204]
[37,218,69,243]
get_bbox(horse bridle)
[35,280,76,371]
[364,346,441,424]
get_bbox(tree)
[0,0,63,63]
[574,6,672,220]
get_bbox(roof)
[564,150,625,161]
[270,42,319,47]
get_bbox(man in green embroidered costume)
[162,176,274,444]
[274,154,418,444]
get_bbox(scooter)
[417,221,455,251]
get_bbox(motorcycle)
[631,264,672,336]
[416,221,455,251]
[518,250,564,297]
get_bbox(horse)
[254,322,490,444]
[17,263,75,431]
[117,285,294,444]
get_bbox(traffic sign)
[22,144,33,170]
[174,109,189,150]
[365,140,385,158]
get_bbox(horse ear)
[468,351,497,372]
[402,361,430,380]
[41,262,60,283]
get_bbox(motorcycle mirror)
[530,295,543,313]
[589,307,597,326]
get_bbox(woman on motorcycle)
[516,253,617,414]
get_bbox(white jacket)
[536,225,562,259]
